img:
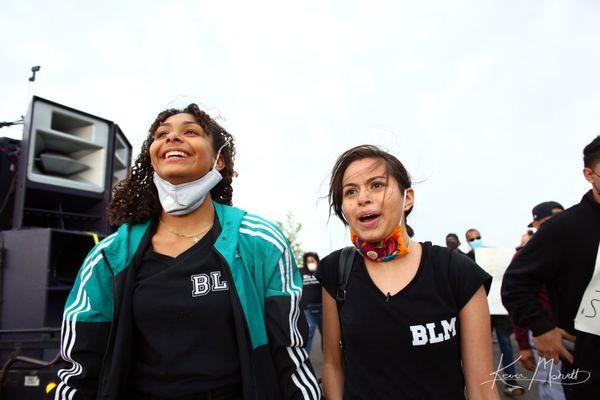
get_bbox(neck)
[593,187,600,204]
[160,195,215,231]
[364,239,416,269]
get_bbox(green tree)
[276,211,303,267]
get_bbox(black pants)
[128,382,243,400]
[561,361,597,400]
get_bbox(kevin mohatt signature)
[482,354,591,389]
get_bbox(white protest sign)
[474,247,514,315]
[574,243,600,336]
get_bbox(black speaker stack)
[0,97,132,399]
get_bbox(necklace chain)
[160,220,212,243]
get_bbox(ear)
[583,168,594,184]
[403,187,415,212]
[215,154,226,171]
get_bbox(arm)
[460,285,500,400]
[501,221,572,363]
[321,289,344,400]
[264,245,322,400]
[55,246,114,400]
[511,322,535,371]
[501,223,560,334]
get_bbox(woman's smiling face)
[341,157,413,242]
[149,112,222,185]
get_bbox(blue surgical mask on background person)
[469,239,483,250]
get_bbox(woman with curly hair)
[55,104,321,400]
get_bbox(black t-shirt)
[300,267,322,307]
[316,242,492,400]
[129,217,241,397]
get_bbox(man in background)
[527,201,564,229]
[512,201,564,400]
[445,232,465,254]
[465,228,482,260]
[502,136,600,399]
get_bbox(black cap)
[528,201,564,227]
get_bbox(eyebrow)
[158,121,201,128]
[343,175,387,188]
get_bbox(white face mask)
[307,262,318,272]
[153,138,230,215]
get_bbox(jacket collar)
[102,201,246,274]
[583,189,600,214]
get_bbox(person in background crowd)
[526,201,564,229]
[517,230,534,251]
[502,136,600,400]
[317,145,498,400]
[465,228,525,397]
[512,201,565,400]
[300,252,323,355]
[445,233,465,254]
[465,228,482,260]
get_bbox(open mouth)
[358,213,380,223]
[164,151,190,159]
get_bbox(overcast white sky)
[1,0,599,257]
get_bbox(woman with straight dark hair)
[54,104,320,400]
[316,145,499,400]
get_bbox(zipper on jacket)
[97,249,117,399]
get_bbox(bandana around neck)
[351,225,410,262]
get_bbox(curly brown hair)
[107,104,237,226]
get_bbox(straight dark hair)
[302,252,320,268]
[583,135,600,168]
[328,145,412,226]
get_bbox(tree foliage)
[276,211,303,268]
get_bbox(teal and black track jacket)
[55,202,322,400]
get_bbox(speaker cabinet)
[23,99,110,193]
[0,138,20,230]
[0,229,98,330]
[112,124,131,188]
[0,367,64,399]
[12,97,130,234]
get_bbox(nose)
[357,189,372,206]
[165,130,182,142]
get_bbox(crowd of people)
[53,102,598,400]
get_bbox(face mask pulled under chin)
[153,138,230,215]
[154,169,222,215]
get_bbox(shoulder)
[213,202,288,253]
[427,243,492,302]
[315,249,345,297]
[214,201,247,221]
[537,198,589,237]
[86,226,127,266]
[427,243,483,268]
[238,212,288,254]
[100,220,152,273]
[317,249,344,274]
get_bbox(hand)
[518,349,536,371]
[532,328,575,364]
